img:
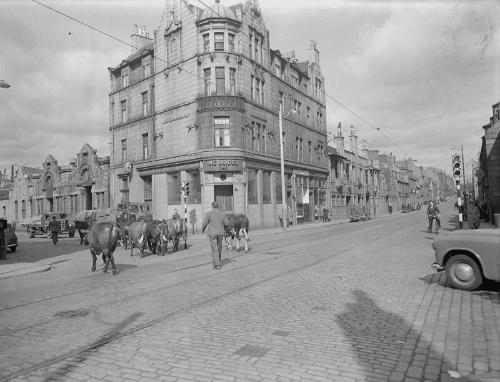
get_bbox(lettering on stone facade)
[162,113,189,124]
[204,159,242,172]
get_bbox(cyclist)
[427,200,441,233]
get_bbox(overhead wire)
[31,0,476,157]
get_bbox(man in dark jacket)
[49,216,60,245]
[201,202,226,270]
[427,201,441,233]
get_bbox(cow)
[128,221,149,257]
[223,213,250,254]
[164,217,187,252]
[116,223,130,249]
[87,221,121,275]
[147,220,168,255]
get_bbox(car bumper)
[431,262,444,272]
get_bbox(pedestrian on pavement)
[172,208,181,220]
[49,216,60,245]
[201,202,226,270]
[388,202,393,215]
[467,201,481,229]
[426,200,441,233]
[322,207,329,222]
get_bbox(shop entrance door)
[214,185,233,211]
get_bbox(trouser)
[428,216,441,231]
[208,235,223,267]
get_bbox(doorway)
[84,186,92,210]
[214,185,233,211]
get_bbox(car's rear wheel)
[445,254,483,291]
[10,246,16,253]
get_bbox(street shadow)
[336,289,472,382]
[39,312,143,382]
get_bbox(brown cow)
[147,220,168,255]
[128,221,149,257]
[165,217,187,252]
[87,221,121,275]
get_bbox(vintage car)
[28,213,76,238]
[4,223,18,252]
[431,229,500,290]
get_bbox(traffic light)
[452,154,461,179]
[185,182,190,196]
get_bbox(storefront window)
[187,170,201,204]
[167,172,181,204]
[275,172,282,203]
[248,169,258,204]
[263,171,271,204]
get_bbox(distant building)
[479,101,500,223]
[108,1,328,231]
[5,144,110,225]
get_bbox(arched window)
[22,200,26,219]
[2,206,6,217]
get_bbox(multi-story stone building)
[108,0,328,231]
[479,101,500,223]
[326,124,385,220]
[4,144,110,225]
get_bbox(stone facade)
[4,144,110,225]
[108,1,328,232]
[479,101,500,222]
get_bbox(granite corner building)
[108,0,328,232]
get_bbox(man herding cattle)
[201,202,226,270]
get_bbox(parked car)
[5,223,18,252]
[431,229,500,290]
[28,213,76,238]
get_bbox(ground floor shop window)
[143,176,152,202]
[248,169,258,204]
[167,172,181,204]
[275,172,282,203]
[186,171,201,204]
[263,171,271,204]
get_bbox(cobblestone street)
[1,203,499,382]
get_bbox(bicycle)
[428,214,440,234]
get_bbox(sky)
[0,0,499,177]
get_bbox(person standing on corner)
[201,202,226,270]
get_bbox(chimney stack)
[308,40,320,65]
[130,24,152,54]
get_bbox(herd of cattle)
[82,213,250,275]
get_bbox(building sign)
[204,159,242,172]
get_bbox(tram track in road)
[0,218,412,338]
[1,215,423,381]
[0,217,389,315]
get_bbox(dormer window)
[214,32,224,51]
[122,72,129,88]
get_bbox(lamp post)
[279,107,296,230]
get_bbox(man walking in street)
[201,202,226,270]
[49,216,60,245]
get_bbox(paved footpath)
[1,205,499,382]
